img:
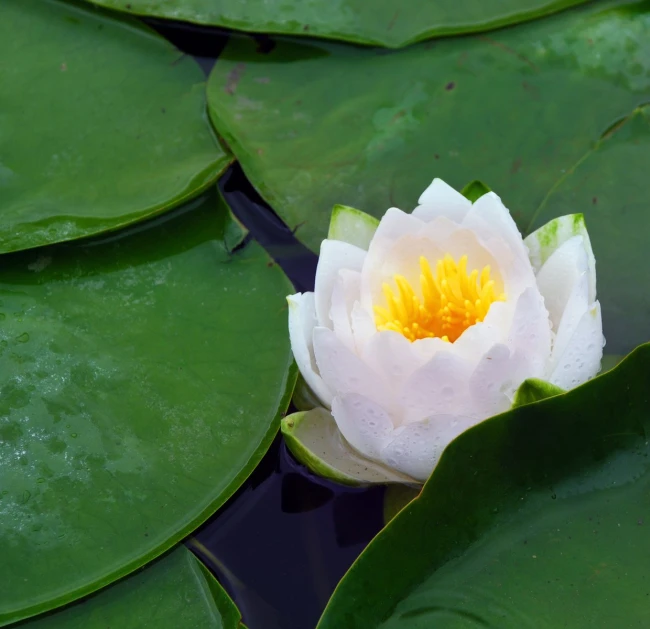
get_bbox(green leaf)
[460,180,491,203]
[20,548,241,629]
[328,204,379,250]
[529,105,650,355]
[0,188,295,624]
[512,378,565,408]
[0,0,230,254]
[81,0,592,48]
[318,343,650,629]
[207,0,649,357]
[282,408,416,486]
[383,485,421,525]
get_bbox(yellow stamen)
[374,254,506,343]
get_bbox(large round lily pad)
[207,0,649,354]
[318,343,650,628]
[82,0,591,48]
[0,0,230,254]
[22,548,243,629]
[0,189,294,625]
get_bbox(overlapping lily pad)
[0,189,294,625]
[208,0,650,354]
[82,0,592,48]
[22,548,243,629]
[0,0,230,254]
[318,343,650,628]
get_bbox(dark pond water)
[143,20,387,629]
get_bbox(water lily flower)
[286,179,604,483]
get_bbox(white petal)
[413,178,471,223]
[469,344,528,418]
[398,351,475,424]
[360,208,424,312]
[312,327,393,409]
[350,301,377,351]
[451,301,513,366]
[464,192,526,257]
[506,286,552,376]
[381,415,476,482]
[550,273,590,371]
[331,393,394,460]
[329,269,361,352]
[524,214,596,302]
[462,193,536,297]
[549,302,603,389]
[535,236,588,330]
[315,239,366,329]
[361,330,430,392]
[287,293,333,408]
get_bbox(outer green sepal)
[281,408,416,486]
[328,204,379,250]
[512,378,565,408]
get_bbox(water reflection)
[190,438,385,629]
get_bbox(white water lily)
[287,179,604,482]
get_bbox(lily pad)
[21,548,243,629]
[207,0,650,355]
[82,0,591,48]
[530,105,650,355]
[0,188,294,625]
[318,343,650,628]
[0,0,230,254]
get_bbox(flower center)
[374,254,506,343]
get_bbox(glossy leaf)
[207,0,649,355]
[0,189,294,625]
[0,0,230,254]
[82,0,592,48]
[318,343,650,628]
[530,105,650,355]
[21,548,242,629]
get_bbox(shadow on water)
[142,21,385,627]
[190,438,385,629]
[188,166,383,629]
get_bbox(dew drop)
[441,385,454,400]
[17,333,29,343]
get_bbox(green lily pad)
[0,188,294,625]
[82,0,591,48]
[0,0,230,254]
[207,0,649,355]
[318,343,650,628]
[530,105,650,355]
[21,548,243,629]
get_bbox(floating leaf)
[207,0,649,356]
[0,189,294,624]
[0,0,230,253]
[21,548,243,629]
[82,0,592,48]
[318,344,650,628]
